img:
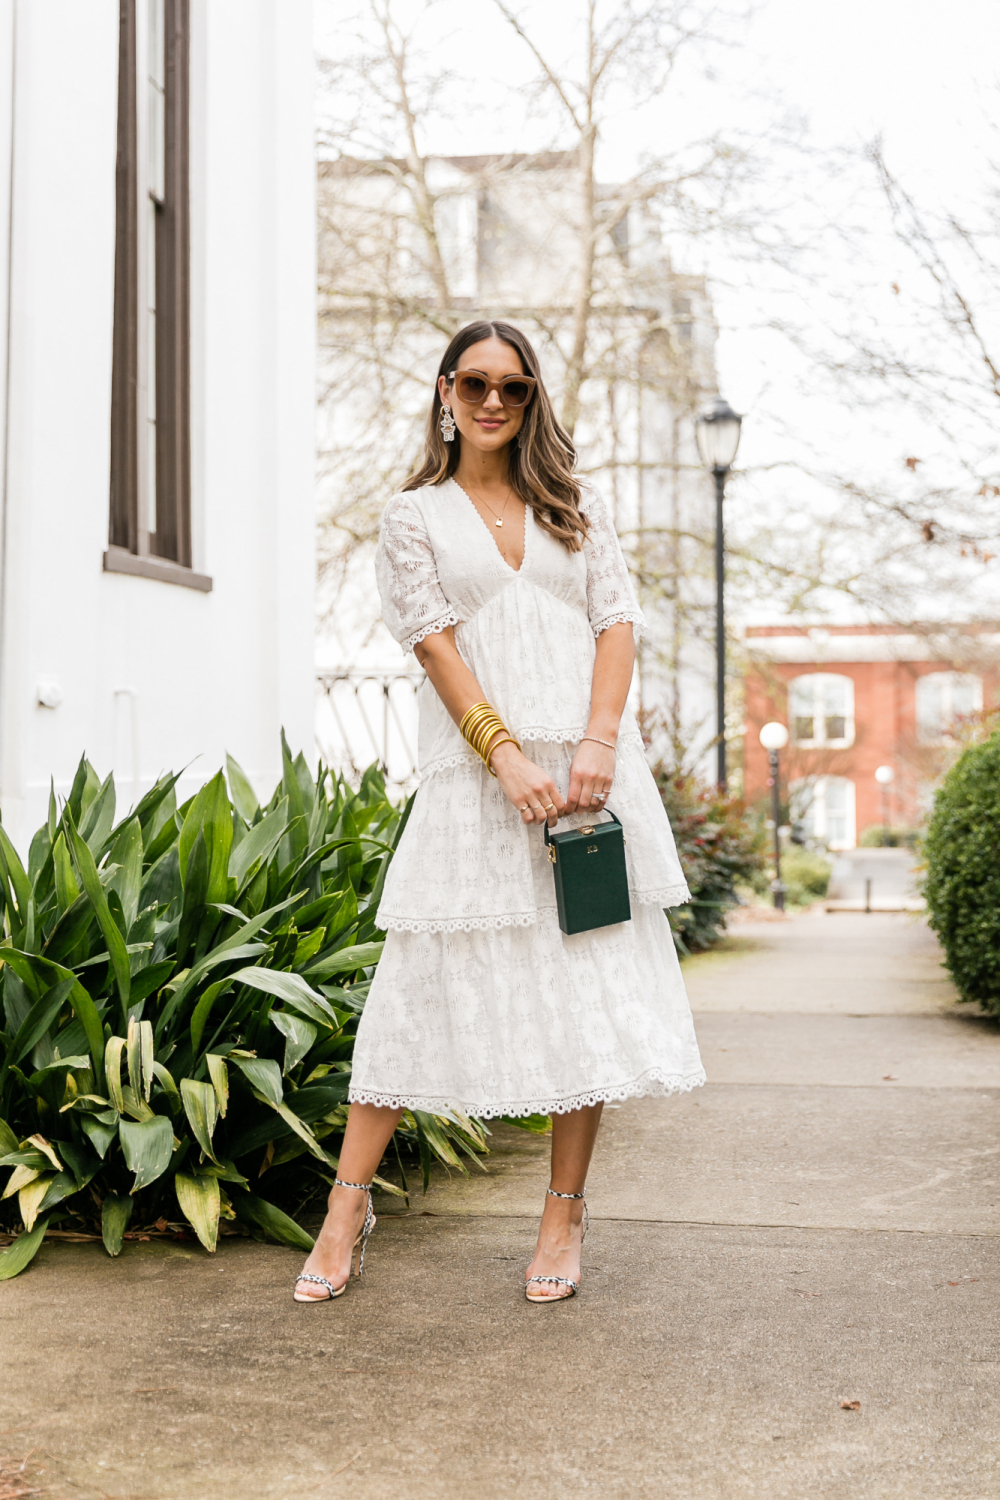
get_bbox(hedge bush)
[0,741,487,1279]
[924,732,1000,1013]
[779,847,832,908]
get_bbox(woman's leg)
[525,1102,603,1299]
[295,1102,403,1300]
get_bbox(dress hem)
[349,1065,707,1118]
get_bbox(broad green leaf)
[26,1135,63,1172]
[228,798,288,888]
[230,1190,313,1251]
[79,772,116,855]
[119,1115,174,1192]
[139,1019,154,1101]
[37,1165,98,1215]
[80,1114,118,1158]
[101,1193,133,1255]
[66,817,130,1016]
[150,1060,181,1112]
[29,1055,90,1077]
[233,1056,283,1107]
[175,1171,220,1252]
[0,823,33,947]
[120,1084,155,1122]
[178,772,232,905]
[10,976,75,1065]
[105,1036,126,1113]
[126,1016,154,1102]
[52,833,80,912]
[2,1164,41,1199]
[156,942,268,1035]
[108,818,143,930]
[304,942,384,982]
[0,1213,50,1279]
[226,753,261,823]
[205,1054,229,1117]
[0,1118,17,1156]
[180,1078,220,1164]
[227,966,337,1026]
[270,1011,318,1074]
[189,977,234,1055]
[20,1174,55,1231]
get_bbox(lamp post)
[760,721,789,909]
[874,764,895,838]
[695,397,743,788]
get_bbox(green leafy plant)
[0,741,487,1278]
[923,732,1000,1013]
[779,847,832,908]
[650,770,767,954]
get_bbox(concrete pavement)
[2,909,999,1499]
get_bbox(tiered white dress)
[349,478,705,1118]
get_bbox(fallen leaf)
[840,1399,861,1411]
[904,456,921,471]
[883,1074,897,1081]
[155,1217,169,1232]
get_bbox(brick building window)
[916,672,982,743]
[791,775,856,850]
[789,673,854,748]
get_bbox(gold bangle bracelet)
[485,734,520,775]
[459,702,494,736]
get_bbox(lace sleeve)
[375,492,459,653]
[582,491,646,640]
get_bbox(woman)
[295,320,704,1306]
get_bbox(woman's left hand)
[564,740,616,815]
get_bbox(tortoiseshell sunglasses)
[448,369,537,409]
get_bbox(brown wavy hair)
[403,320,588,550]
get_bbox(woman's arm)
[415,628,566,826]
[563,621,635,815]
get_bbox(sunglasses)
[448,369,537,410]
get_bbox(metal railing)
[316,670,422,794]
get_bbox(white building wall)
[0,0,316,852]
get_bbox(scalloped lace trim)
[377,886,690,932]
[593,611,645,640]
[377,910,538,934]
[403,610,460,653]
[349,1065,706,1119]
[634,884,691,908]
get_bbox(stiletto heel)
[525,1187,589,1304]
[293,1178,376,1304]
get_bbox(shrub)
[858,825,921,849]
[650,771,767,954]
[779,847,831,907]
[923,732,1000,1013]
[0,741,486,1279]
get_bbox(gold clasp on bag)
[579,825,594,836]
[547,845,557,864]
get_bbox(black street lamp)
[759,720,789,910]
[695,397,743,788]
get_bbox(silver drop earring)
[440,402,456,442]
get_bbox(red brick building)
[743,625,1000,847]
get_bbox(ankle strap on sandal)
[547,1187,586,1200]
[334,1177,373,1191]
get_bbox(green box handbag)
[543,811,632,935]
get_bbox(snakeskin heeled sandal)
[525,1187,589,1304]
[293,1178,376,1304]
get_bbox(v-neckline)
[452,477,528,575]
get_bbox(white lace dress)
[349,478,706,1118]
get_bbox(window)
[107,1,207,589]
[916,672,982,743]
[791,776,856,850]
[788,673,855,747]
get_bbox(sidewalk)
[3,911,999,1499]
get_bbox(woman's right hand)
[489,742,565,827]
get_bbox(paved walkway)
[3,911,999,1499]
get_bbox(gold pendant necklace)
[470,485,512,528]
